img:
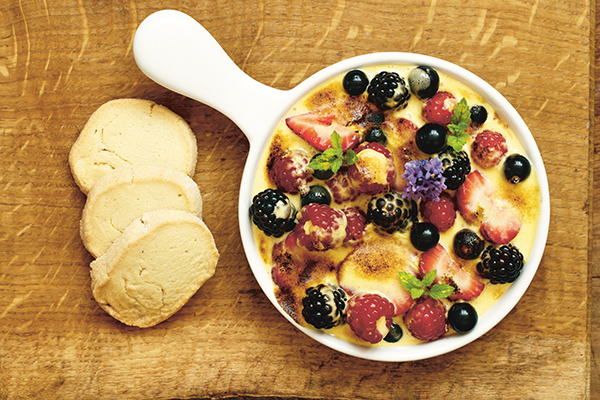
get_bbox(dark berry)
[453,229,484,260]
[477,244,524,284]
[504,154,531,184]
[302,284,348,329]
[384,322,403,343]
[367,71,411,110]
[415,123,447,154]
[448,302,478,333]
[410,222,439,251]
[249,189,297,237]
[438,147,471,190]
[343,69,369,96]
[310,154,335,180]
[365,112,385,126]
[408,65,440,99]
[470,105,488,125]
[367,191,417,233]
[301,185,332,207]
[365,127,387,145]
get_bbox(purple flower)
[401,157,447,202]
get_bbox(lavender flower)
[402,157,447,202]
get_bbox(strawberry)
[423,91,457,126]
[420,192,456,232]
[455,170,494,225]
[403,296,447,341]
[419,244,484,301]
[479,202,522,245]
[285,112,359,151]
[471,130,508,169]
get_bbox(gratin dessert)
[250,65,541,346]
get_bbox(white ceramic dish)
[133,9,550,362]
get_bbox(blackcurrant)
[408,65,440,99]
[343,69,369,96]
[453,229,485,260]
[415,123,448,154]
[310,154,335,180]
[503,154,531,184]
[365,127,387,145]
[470,105,488,125]
[410,222,439,251]
[384,322,403,343]
[301,185,332,207]
[448,302,478,333]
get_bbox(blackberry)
[477,244,524,284]
[249,188,297,238]
[367,71,411,111]
[438,147,471,190]
[366,191,417,233]
[302,284,347,329]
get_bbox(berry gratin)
[250,65,542,347]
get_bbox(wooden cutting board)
[0,0,592,398]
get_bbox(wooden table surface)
[0,0,593,399]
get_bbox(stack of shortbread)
[69,99,219,328]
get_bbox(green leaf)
[308,153,335,171]
[399,271,422,291]
[330,130,342,150]
[345,149,358,165]
[429,283,455,299]
[331,157,344,174]
[409,287,425,299]
[422,269,437,287]
[446,97,471,152]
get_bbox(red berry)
[287,203,347,251]
[403,296,447,341]
[420,192,456,232]
[347,142,396,195]
[342,207,366,244]
[285,111,359,151]
[268,150,312,194]
[325,168,359,204]
[471,130,508,169]
[423,92,457,126]
[346,293,395,344]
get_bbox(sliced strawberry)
[285,111,359,151]
[480,202,522,245]
[455,170,494,225]
[419,244,484,301]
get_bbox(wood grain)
[0,0,592,399]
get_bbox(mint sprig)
[447,97,471,152]
[399,270,455,300]
[308,131,357,174]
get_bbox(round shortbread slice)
[90,209,219,328]
[69,98,198,194]
[81,164,203,258]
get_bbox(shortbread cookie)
[81,164,203,258]
[69,99,198,194]
[90,209,219,328]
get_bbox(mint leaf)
[429,283,456,299]
[447,97,471,152]
[398,269,455,300]
[307,131,357,174]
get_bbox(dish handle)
[133,10,290,145]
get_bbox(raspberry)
[325,168,359,204]
[287,203,347,251]
[347,142,396,195]
[420,192,456,232]
[422,91,457,125]
[302,284,348,329]
[471,130,508,169]
[477,244,524,284]
[249,189,297,237]
[346,293,395,344]
[403,296,447,341]
[268,150,312,194]
[342,207,366,244]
